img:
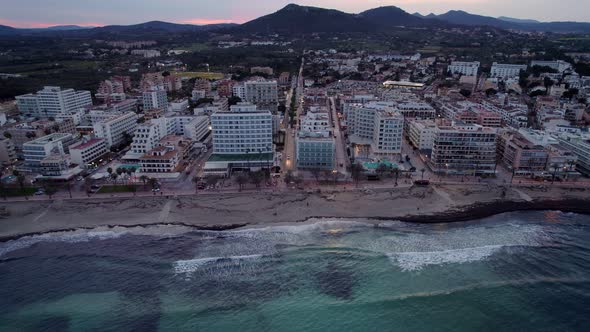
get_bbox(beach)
[1,184,589,241]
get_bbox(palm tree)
[249,171,264,190]
[420,168,426,180]
[107,167,113,176]
[139,175,149,189]
[310,168,322,184]
[236,174,249,192]
[351,163,364,187]
[375,163,389,179]
[111,173,119,186]
[392,168,400,186]
[550,163,559,184]
[16,174,26,195]
[148,177,159,190]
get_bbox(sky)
[1,0,589,28]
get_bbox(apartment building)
[448,61,480,76]
[531,60,572,73]
[183,116,210,142]
[93,112,138,148]
[143,89,168,111]
[139,135,193,173]
[296,131,335,170]
[0,137,17,164]
[243,80,278,111]
[430,122,497,175]
[22,133,75,171]
[69,138,107,168]
[497,131,548,175]
[490,63,527,79]
[407,119,436,151]
[347,103,404,155]
[16,86,92,118]
[555,133,590,176]
[205,103,274,175]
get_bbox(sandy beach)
[1,184,589,241]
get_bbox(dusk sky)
[1,0,589,28]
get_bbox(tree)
[249,171,264,189]
[228,96,242,106]
[420,168,426,180]
[205,175,220,189]
[294,174,305,188]
[310,168,322,184]
[459,89,472,98]
[41,181,57,199]
[16,174,26,195]
[375,164,389,179]
[236,174,249,191]
[392,168,401,186]
[111,173,119,185]
[485,88,497,97]
[140,175,149,188]
[550,163,560,184]
[351,163,364,187]
[107,167,113,176]
[3,132,11,139]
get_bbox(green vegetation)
[172,71,224,80]
[0,187,37,197]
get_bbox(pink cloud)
[0,18,104,28]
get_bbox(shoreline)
[0,184,589,243]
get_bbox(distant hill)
[497,16,540,24]
[0,25,17,35]
[435,10,515,29]
[430,10,590,33]
[359,6,439,27]
[239,4,376,33]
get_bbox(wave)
[0,225,197,258]
[173,254,264,275]
[387,245,505,271]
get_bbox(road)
[282,56,305,172]
[329,96,349,175]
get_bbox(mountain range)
[1,4,589,37]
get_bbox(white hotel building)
[448,61,480,76]
[347,103,404,155]
[69,138,107,168]
[490,63,528,79]
[205,103,274,175]
[16,86,92,118]
[93,112,138,148]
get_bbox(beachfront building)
[139,135,193,174]
[204,103,273,176]
[16,86,92,118]
[447,61,480,76]
[490,63,528,79]
[296,131,335,170]
[183,116,210,142]
[407,119,436,151]
[555,133,590,176]
[430,122,497,175]
[497,131,548,175]
[93,112,138,148]
[69,138,108,168]
[347,103,404,156]
[22,133,75,172]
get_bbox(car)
[152,188,160,192]
[76,176,84,181]
[34,190,44,196]
[91,185,100,190]
[287,155,291,160]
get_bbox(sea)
[0,211,589,331]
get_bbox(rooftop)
[70,138,105,150]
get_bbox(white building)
[296,131,335,170]
[143,89,168,111]
[169,99,189,112]
[490,63,527,79]
[347,103,404,155]
[184,116,210,142]
[211,103,273,155]
[556,133,590,176]
[244,80,278,111]
[448,61,480,76]
[93,112,138,148]
[531,60,572,73]
[431,122,497,175]
[407,119,436,151]
[16,86,92,118]
[232,84,246,100]
[22,133,74,171]
[69,138,107,168]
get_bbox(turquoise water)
[0,211,589,331]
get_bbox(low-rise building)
[69,138,107,168]
[22,133,75,172]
